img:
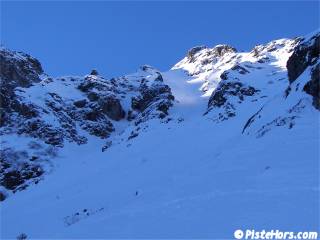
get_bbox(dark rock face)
[0,147,47,193]
[81,120,114,138]
[70,101,115,139]
[287,34,319,83]
[0,48,43,88]
[77,75,126,121]
[0,191,6,201]
[206,80,260,122]
[242,107,264,134]
[100,97,125,121]
[0,50,117,197]
[0,48,43,133]
[88,92,100,101]
[18,120,65,146]
[220,71,229,80]
[2,171,25,190]
[78,80,96,93]
[140,65,156,72]
[286,33,320,109]
[0,92,39,127]
[74,99,87,108]
[231,64,249,74]
[17,233,28,240]
[187,46,207,60]
[303,64,320,109]
[0,50,74,147]
[212,45,237,57]
[132,84,174,115]
[208,81,258,108]
[0,48,174,199]
[154,73,164,82]
[187,44,236,63]
[126,71,175,125]
[90,69,99,76]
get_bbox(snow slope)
[0,32,319,239]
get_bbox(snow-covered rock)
[0,50,174,196]
[0,47,44,88]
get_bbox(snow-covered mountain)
[0,31,319,239]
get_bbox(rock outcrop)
[0,49,174,197]
[0,47,43,88]
[287,33,319,82]
[287,32,320,109]
[303,64,320,109]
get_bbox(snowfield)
[0,31,319,239]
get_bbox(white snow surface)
[1,36,319,239]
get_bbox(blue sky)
[1,1,319,78]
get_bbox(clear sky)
[1,1,319,78]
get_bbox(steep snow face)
[1,31,319,239]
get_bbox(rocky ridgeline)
[174,44,237,77]
[186,44,237,65]
[176,39,297,123]
[174,31,319,130]
[0,49,174,199]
